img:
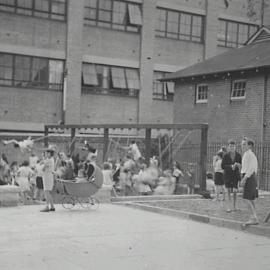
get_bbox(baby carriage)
[57,163,103,210]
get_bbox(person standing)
[213,151,225,201]
[40,148,55,212]
[221,140,242,212]
[240,138,259,226]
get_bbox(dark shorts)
[36,176,43,190]
[214,172,224,186]
[224,177,239,189]
[243,174,258,201]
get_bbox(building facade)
[0,0,269,131]
[164,27,270,143]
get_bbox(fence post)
[103,128,109,162]
[44,126,49,147]
[145,128,152,165]
[70,128,76,155]
[200,126,208,192]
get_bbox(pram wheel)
[79,197,99,210]
[62,196,75,209]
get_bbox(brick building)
[162,26,270,143]
[0,0,269,131]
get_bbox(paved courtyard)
[0,203,270,270]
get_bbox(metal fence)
[178,142,270,191]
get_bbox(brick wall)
[174,74,265,143]
[80,93,138,124]
[0,12,65,51]
[0,87,62,123]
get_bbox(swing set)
[44,123,209,191]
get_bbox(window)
[0,0,67,20]
[156,8,204,43]
[84,0,142,33]
[82,63,139,97]
[231,80,246,100]
[0,53,64,90]
[217,19,258,48]
[153,71,174,101]
[196,84,208,103]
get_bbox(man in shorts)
[221,140,242,212]
[240,138,259,226]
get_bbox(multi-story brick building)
[163,26,270,144]
[0,0,269,131]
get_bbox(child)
[33,159,45,201]
[102,162,113,188]
[16,161,34,204]
[173,161,184,194]
[213,151,225,201]
[2,136,34,153]
[206,173,216,195]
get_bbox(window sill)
[84,21,140,34]
[0,82,63,91]
[82,87,139,98]
[156,34,203,44]
[195,100,207,104]
[230,97,246,101]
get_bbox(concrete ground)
[0,204,270,270]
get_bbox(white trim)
[230,96,246,101]
[157,1,206,16]
[196,84,208,104]
[0,44,65,59]
[83,55,139,68]
[154,64,183,73]
[218,14,260,25]
[195,99,207,104]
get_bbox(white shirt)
[213,157,223,173]
[241,149,258,177]
[130,143,141,161]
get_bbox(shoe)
[243,219,259,226]
[40,207,50,212]
[226,209,231,213]
[49,208,55,211]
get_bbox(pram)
[57,163,103,210]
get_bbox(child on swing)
[3,136,34,153]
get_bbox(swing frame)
[44,123,208,191]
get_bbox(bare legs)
[245,199,259,223]
[40,190,55,212]
[226,187,238,212]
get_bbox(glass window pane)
[49,60,63,88]
[127,4,142,25]
[238,24,249,45]
[14,56,31,85]
[85,0,97,8]
[34,0,49,12]
[0,54,13,85]
[167,11,179,38]
[52,0,65,15]
[31,58,48,86]
[125,69,139,90]
[111,67,126,88]
[82,64,98,85]
[112,1,126,25]
[180,14,191,40]
[192,15,202,38]
[17,0,32,8]
[227,21,238,47]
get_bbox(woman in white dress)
[40,149,55,212]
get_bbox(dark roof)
[162,39,270,81]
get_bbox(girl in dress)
[16,161,34,204]
[213,151,225,201]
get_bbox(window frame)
[0,52,64,91]
[0,0,67,21]
[231,79,246,101]
[84,0,142,33]
[156,7,204,43]
[217,19,259,48]
[82,62,140,98]
[195,84,208,104]
[152,71,174,101]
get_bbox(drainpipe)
[261,0,265,26]
[62,69,68,124]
